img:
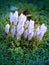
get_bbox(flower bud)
[5,24,10,34]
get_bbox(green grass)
[0,0,49,65]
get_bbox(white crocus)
[34,26,40,37]
[24,29,28,38]
[19,13,27,26]
[38,24,47,39]
[35,26,42,39]
[40,24,47,33]
[24,20,29,38]
[9,12,13,24]
[37,31,45,39]
[28,20,34,40]
[11,25,16,37]
[16,13,27,39]
[13,11,18,25]
[17,23,24,33]
[35,24,47,39]
[9,11,18,25]
[16,26,24,39]
[5,24,10,34]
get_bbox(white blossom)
[5,24,10,34]
[40,24,47,33]
[16,26,24,39]
[11,25,16,37]
[34,26,40,37]
[17,23,23,32]
[9,11,18,25]
[28,31,34,40]
[24,20,29,38]
[9,12,13,24]
[24,29,28,38]
[16,13,26,39]
[28,20,34,40]
[19,13,27,26]
[13,11,18,25]
[37,31,45,39]
[35,24,47,39]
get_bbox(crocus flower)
[13,11,18,25]
[17,23,24,32]
[28,31,34,40]
[5,24,10,34]
[35,24,47,39]
[16,26,24,39]
[9,12,13,24]
[40,24,47,33]
[34,26,40,37]
[28,20,34,40]
[11,25,17,37]
[9,11,18,25]
[37,31,45,39]
[19,13,27,26]
[38,24,47,39]
[24,20,29,38]
[16,13,26,37]
[24,29,28,38]
[28,20,34,29]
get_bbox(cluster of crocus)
[5,10,47,40]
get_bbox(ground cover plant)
[0,0,49,65]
